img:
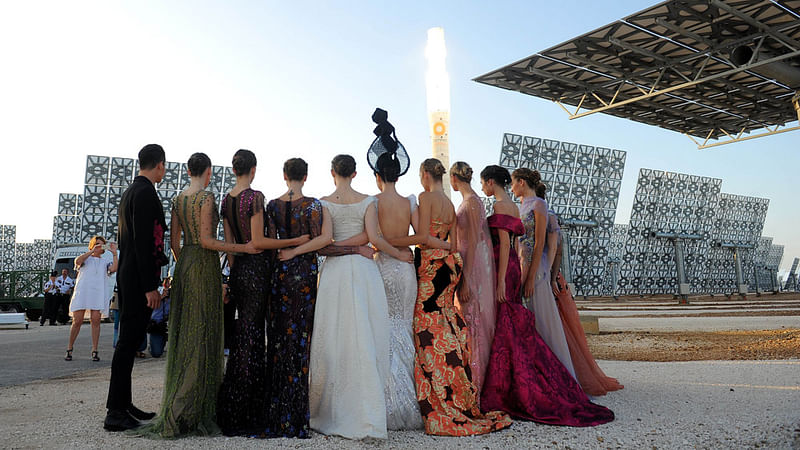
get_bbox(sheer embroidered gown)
[453,194,496,399]
[374,195,423,430]
[519,196,575,378]
[136,191,224,438]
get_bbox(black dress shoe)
[127,404,156,421]
[103,409,140,432]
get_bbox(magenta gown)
[480,214,614,427]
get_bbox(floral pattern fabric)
[413,221,512,436]
[262,197,322,438]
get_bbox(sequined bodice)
[221,188,264,244]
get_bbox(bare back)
[493,198,519,219]
[376,191,413,240]
[421,191,456,240]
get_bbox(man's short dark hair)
[138,144,166,171]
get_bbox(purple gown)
[480,214,614,426]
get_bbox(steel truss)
[475,0,800,148]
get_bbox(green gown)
[136,190,224,438]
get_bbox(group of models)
[111,109,622,439]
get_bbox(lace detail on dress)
[376,253,423,430]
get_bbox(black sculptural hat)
[367,108,410,177]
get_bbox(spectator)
[55,268,74,325]
[147,278,171,358]
[40,271,59,326]
[65,237,118,362]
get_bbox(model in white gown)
[309,196,390,439]
[374,195,423,430]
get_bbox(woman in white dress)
[65,236,118,362]
[301,154,412,439]
[367,108,423,430]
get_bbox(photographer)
[147,278,171,358]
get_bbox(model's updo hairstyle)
[232,149,257,176]
[332,154,356,177]
[450,161,473,183]
[187,152,212,177]
[480,165,512,187]
[512,167,542,190]
[375,152,401,183]
[420,158,446,181]
[535,182,547,200]
[283,158,308,181]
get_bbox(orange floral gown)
[413,221,512,436]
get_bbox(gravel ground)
[589,329,800,361]
[1,358,798,449]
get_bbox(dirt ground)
[588,328,800,361]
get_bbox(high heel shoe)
[91,350,100,362]
[64,349,73,361]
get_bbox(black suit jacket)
[117,175,168,294]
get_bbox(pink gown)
[454,195,496,398]
[555,272,624,396]
[547,212,623,397]
[480,213,614,426]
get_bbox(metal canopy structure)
[474,0,800,148]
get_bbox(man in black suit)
[104,144,169,431]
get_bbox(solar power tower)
[54,155,236,278]
[498,133,626,297]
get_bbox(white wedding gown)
[309,196,390,439]
[374,195,423,430]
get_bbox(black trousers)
[56,294,71,324]
[41,293,58,325]
[105,280,151,411]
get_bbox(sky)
[0,1,797,271]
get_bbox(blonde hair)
[88,236,106,250]
[450,161,473,183]
[420,158,446,181]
